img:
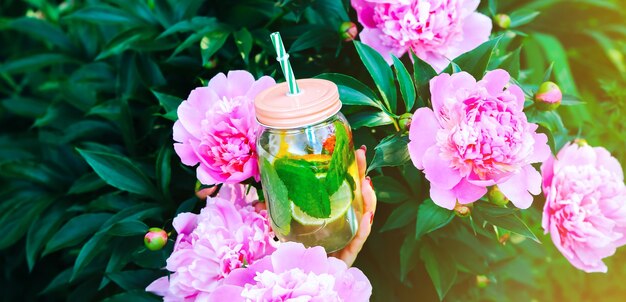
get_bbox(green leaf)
[156,145,172,199]
[499,47,521,79]
[373,176,411,204]
[0,53,75,74]
[9,17,73,51]
[108,220,148,236]
[200,31,230,66]
[392,56,417,112]
[315,73,381,108]
[96,27,158,60]
[65,5,143,25]
[478,212,539,243]
[260,158,292,234]
[488,0,497,16]
[475,203,519,217]
[68,172,107,195]
[368,134,410,172]
[325,121,350,196]
[274,158,331,218]
[542,62,555,82]
[0,192,55,250]
[526,109,565,133]
[102,290,161,302]
[379,201,418,232]
[560,94,586,106]
[347,111,393,129]
[421,241,458,300]
[43,213,112,256]
[77,148,160,199]
[509,10,540,28]
[411,51,437,106]
[26,206,65,271]
[233,28,253,63]
[151,90,181,120]
[446,36,501,80]
[354,41,397,112]
[399,231,419,282]
[415,199,455,239]
[107,270,160,291]
[289,27,334,53]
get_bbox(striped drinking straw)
[270,32,301,95]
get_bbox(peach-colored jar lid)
[254,79,341,129]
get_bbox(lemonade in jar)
[255,78,363,253]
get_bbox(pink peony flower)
[173,71,276,185]
[351,0,492,71]
[541,142,626,273]
[146,197,278,300]
[217,183,259,208]
[208,242,372,302]
[408,69,551,209]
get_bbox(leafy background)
[0,0,624,301]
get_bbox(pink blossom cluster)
[351,0,492,71]
[173,71,275,185]
[146,192,277,300]
[542,142,626,273]
[408,69,551,209]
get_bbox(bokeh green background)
[0,0,624,301]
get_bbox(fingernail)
[360,145,367,153]
[369,212,374,225]
[366,176,374,190]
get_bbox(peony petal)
[529,132,551,163]
[246,76,276,100]
[507,84,526,110]
[207,285,245,302]
[176,96,205,137]
[451,12,492,58]
[174,142,199,166]
[208,71,256,99]
[351,0,377,28]
[271,242,329,274]
[497,165,542,209]
[172,212,198,235]
[359,28,406,65]
[452,179,487,204]
[479,69,510,96]
[197,164,218,185]
[594,146,624,181]
[555,143,596,172]
[540,154,556,190]
[430,184,458,210]
[408,108,440,169]
[145,276,170,297]
[422,146,462,189]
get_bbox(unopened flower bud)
[494,14,511,29]
[454,203,471,217]
[339,21,358,42]
[487,186,509,206]
[574,138,588,147]
[399,113,412,132]
[476,275,489,288]
[534,81,562,111]
[144,227,168,251]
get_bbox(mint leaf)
[326,121,351,196]
[260,158,291,234]
[274,158,331,218]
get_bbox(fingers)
[361,176,377,215]
[356,145,367,181]
[195,186,217,200]
[333,211,374,266]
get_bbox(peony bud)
[494,14,511,29]
[476,275,489,288]
[454,203,471,217]
[574,138,588,147]
[487,186,509,206]
[399,113,412,132]
[144,227,168,251]
[534,81,562,111]
[339,21,358,42]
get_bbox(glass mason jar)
[254,79,363,253]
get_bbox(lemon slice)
[291,180,352,226]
